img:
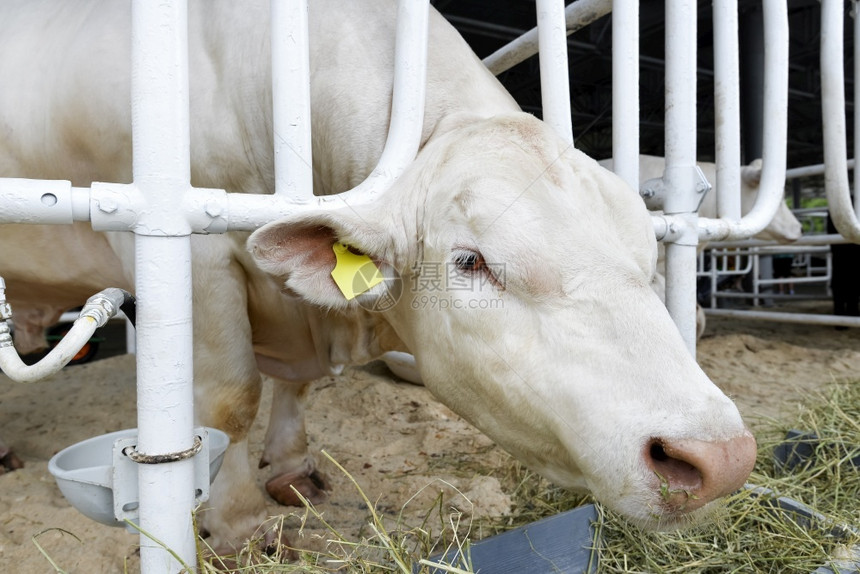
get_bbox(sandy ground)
[1,304,859,573]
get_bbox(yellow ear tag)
[330,243,384,300]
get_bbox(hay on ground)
[207,380,860,573]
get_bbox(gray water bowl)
[48,427,229,528]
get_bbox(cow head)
[741,159,803,243]
[248,113,756,530]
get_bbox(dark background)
[432,0,853,169]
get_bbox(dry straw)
[205,380,859,573]
[498,379,860,574]
[38,381,856,573]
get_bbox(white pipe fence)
[482,0,611,76]
[537,0,573,144]
[661,0,702,353]
[699,231,860,328]
[129,4,198,569]
[1,0,858,570]
[692,0,789,246]
[272,0,313,203]
[712,0,742,222]
[0,0,429,571]
[822,0,860,240]
[611,0,640,191]
[702,241,833,303]
[786,159,855,180]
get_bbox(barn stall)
[0,0,859,572]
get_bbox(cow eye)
[453,249,485,272]
[451,248,504,290]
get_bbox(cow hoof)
[200,522,297,566]
[266,469,328,507]
[263,527,298,563]
[0,449,23,474]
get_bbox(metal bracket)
[639,165,712,212]
[112,427,212,532]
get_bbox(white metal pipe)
[57,311,136,355]
[71,187,90,221]
[711,246,830,257]
[713,278,827,294]
[611,0,639,190]
[663,0,698,216]
[821,0,860,241]
[855,1,860,217]
[313,0,430,210]
[131,0,196,570]
[89,0,429,233]
[708,233,851,249]
[754,273,828,286]
[0,286,125,383]
[662,0,700,353]
[697,0,789,242]
[0,320,97,382]
[712,0,742,221]
[785,159,855,180]
[483,0,612,75]
[537,0,573,144]
[224,193,295,231]
[126,316,136,355]
[271,0,313,202]
[652,212,687,243]
[133,237,195,573]
[705,308,860,328]
[0,179,81,224]
[372,0,429,174]
[91,182,231,235]
[664,216,699,355]
[132,7,189,191]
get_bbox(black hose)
[119,290,136,327]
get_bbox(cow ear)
[247,211,392,309]
[741,159,763,187]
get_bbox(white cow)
[598,155,803,243]
[0,0,756,553]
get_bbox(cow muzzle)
[644,431,757,514]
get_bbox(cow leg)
[186,237,274,555]
[260,378,328,507]
[0,438,23,474]
[193,348,271,554]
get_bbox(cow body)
[1,0,755,552]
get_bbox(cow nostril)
[646,438,704,494]
[644,432,757,514]
[649,441,669,462]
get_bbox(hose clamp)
[0,322,14,348]
[123,435,203,464]
[0,302,11,321]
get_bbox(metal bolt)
[98,198,118,214]
[204,200,223,218]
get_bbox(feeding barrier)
[0,0,429,570]
[0,0,857,572]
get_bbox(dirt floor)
[1,303,859,573]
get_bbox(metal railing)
[700,232,860,328]
[0,1,430,570]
